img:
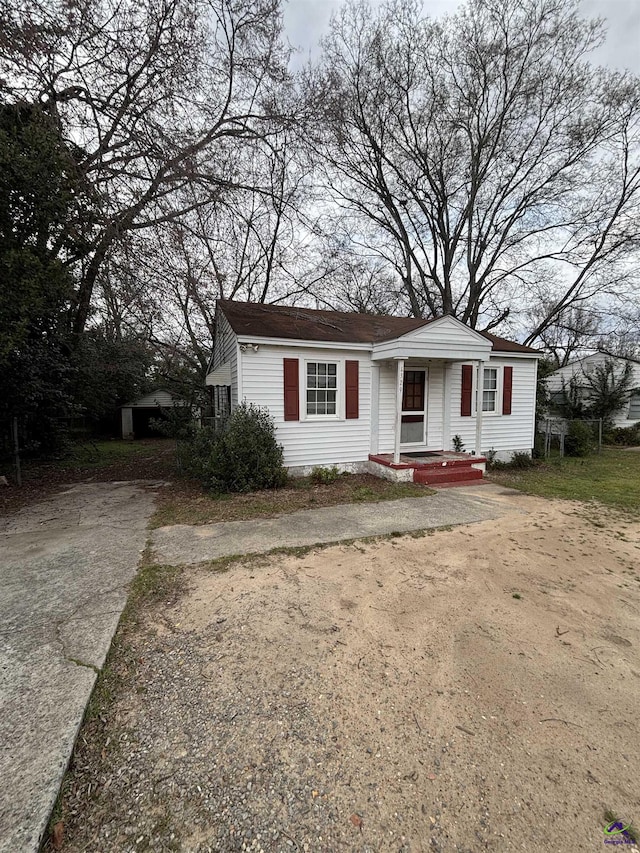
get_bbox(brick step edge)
[414,467,484,484]
[430,478,492,489]
[369,453,487,470]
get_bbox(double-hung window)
[482,368,498,412]
[306,362,337,415]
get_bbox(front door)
[401,369,427,447]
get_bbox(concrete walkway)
[151,486,510,566]
[0,482,158,853]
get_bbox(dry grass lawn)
[150,474,430,528]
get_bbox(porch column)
[442,362,452,450]
[393,358,405,464]
[370,363,380,454]
[475,360,484,455]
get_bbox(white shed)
[120,389,189,439]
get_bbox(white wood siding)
[448,358,537,455]
[127,390,178,408]
[222,320,537,465]
[211,311,238,407]
[377,363,397,453]
[447,363,479,451]
[240,344,373,468]
[427,363,444,449]
[373,315,492,361]
[479,359,537,454]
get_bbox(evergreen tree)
[0,102,77,449]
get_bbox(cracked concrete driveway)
[0,481,158,853]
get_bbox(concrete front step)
[369,453,486,471]
[414,466,484,485]
[416,458,486,469]
[430,478,492,489]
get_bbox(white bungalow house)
[546,353,640,428]
[206,301,542,484]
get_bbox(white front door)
[400,369,427,447]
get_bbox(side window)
[306,362,337,415]
[629,393,640,420]
[482,368,498,412]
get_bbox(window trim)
[302,358,342,420]
[472,365,505,417]
[402,369,426,412]
[482,367,499,414]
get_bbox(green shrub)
[489,450,539,471]
[510,450,537,469]
[182,403,286,493]
[604,423,640,446]
[310,465,341,485]
[485,448,498,468]
[564,419,593,457]
[452,434,464,452]
[149,405,197,441]
[178,424,219,481]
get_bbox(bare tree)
[309,0,640,337]
[0,0,291,338]
[183,130,325,305]
[95,130,332,387]
[532,305,602,367]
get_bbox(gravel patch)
[49,495,640,852]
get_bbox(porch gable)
[371,315,492,361]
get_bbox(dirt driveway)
[55,490,640,852]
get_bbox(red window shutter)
[502,365,513,415]
[461,364,473,417]
[283,358,299,421]
[345,360,359,419]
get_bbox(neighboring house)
[546,353,640,428]
[206,300,542,475]
[120,389,190,439]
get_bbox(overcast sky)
[283,0,640,74]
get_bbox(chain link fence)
[538,417,603,458]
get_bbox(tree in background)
[71,329,154,427]
[583,359,637,427]
[0,0,299,449]
[556,375,588,420]
[0,0,292,339]
[310,0,640,339]
[532,306,603,368]
[557,358,637,427]
[0,102,77,449]
[96,126,332,399]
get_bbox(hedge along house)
[206,301,542,484]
